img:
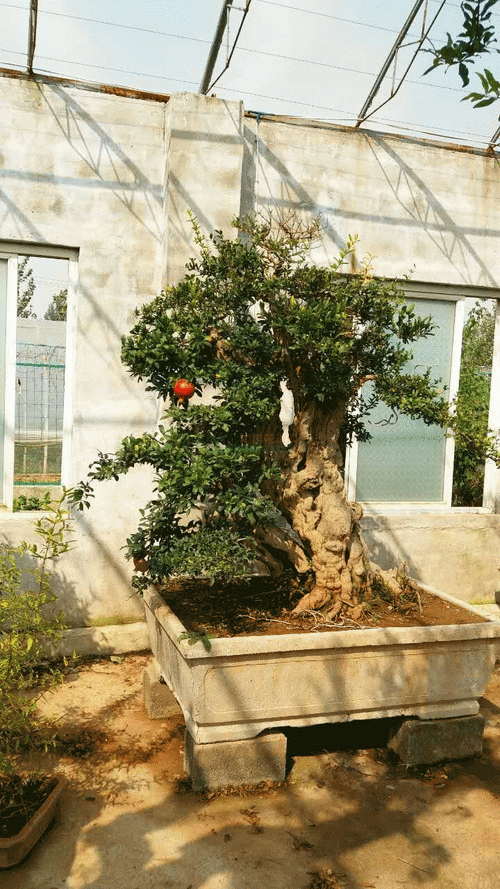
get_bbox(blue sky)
[1,1,499,148]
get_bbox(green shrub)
[0,497,73,770]
[13,491,52,512]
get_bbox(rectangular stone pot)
[0,776,66,869]
[143,586,500,744]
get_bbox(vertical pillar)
[483,299,500,511]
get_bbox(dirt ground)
[4,650,500,889]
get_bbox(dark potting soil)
[157,575,487,639]
[0,774,57,839]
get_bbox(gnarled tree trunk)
[255,399,397,619]
[282,401,368,617]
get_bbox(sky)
[0,0,499,150]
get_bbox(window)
[0,244,77,509]
[345,283,500,509]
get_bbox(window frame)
[344,281,500,512]
[0,242,78,510]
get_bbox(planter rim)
[0,775,66,869]
[144,582,500,661]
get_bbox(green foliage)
[425,0,500,109]
[0,497,73,771]
[69,215,455,587]
[17,255,36,319]
[13,491,52,512]
[452,302,495,505]
[44,288,67,321]
[178,631,215,651]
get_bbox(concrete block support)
[388,715,485,766]
[143,659,183,719]
[184,730,287,791]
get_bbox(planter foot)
[388,714,485,766]
[184,730,287,791]
[143,659,182,719]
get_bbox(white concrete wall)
[1,81,500,623]
[0,75,165,625]
[240,115,499,287]
[360,511,500,603]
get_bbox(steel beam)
[200,0,233,95]
[355,0,427,127]
[27,0,38,75]
[488,124,500,152]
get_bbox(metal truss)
[199,0,252,95]
[488,124,500,152]
[355,0,447,129]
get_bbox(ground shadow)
[5,656,500,889]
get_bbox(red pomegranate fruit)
[173,379,195,400]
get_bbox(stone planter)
[143,585,500,746]
[0,776,66,869]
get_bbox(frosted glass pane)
[355,299,455,502]
[0,259,7,488]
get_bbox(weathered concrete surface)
[361,510,500,603]
[6,652,500,889]
[144,586,500,744]
[143,658,182,719]
[164,92,245,286]
[388,715,485,766]
[0,74,166,626]
[185,730,287,791]
[45,621,150,659]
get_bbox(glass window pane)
[355,298,456,502]
[15,256,68,491]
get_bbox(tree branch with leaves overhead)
[425,0,500,111]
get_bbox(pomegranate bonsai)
[69,215,499,618]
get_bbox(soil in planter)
[0,774,57,839]
[158,575,487,639]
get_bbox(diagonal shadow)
[359,132,500,288]
[37,82,163,243]
[241,120,500,289]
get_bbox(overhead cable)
[0,42,492,146]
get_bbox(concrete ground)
[4,640,500,889]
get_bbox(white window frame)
[344,281,500,512]
[0,242,78,510]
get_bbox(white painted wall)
[0,81,499,625]
[0,76,165,625]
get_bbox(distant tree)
[17,256,36,318]
[452,302,495,505]
[44,288,67,321]
[425,0,500,110]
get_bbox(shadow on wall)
[240,119,499,288]
[0,82,163,243]
[0,81,165,406]
[358,513,422,583]
[41,83,164,243]
[365,133,500,288]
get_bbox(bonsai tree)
[70,215,499,620]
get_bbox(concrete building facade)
[1,74,499,626]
